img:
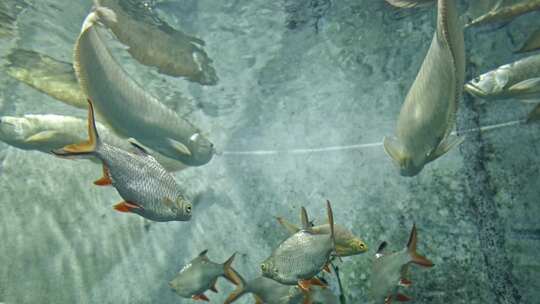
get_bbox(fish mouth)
[464,82,488,98]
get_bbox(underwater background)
[0,0,539,303]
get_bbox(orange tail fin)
[407,224,434,267]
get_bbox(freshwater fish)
[466,0,540,27]
[518,28,540,53]
[0,114,186,172]
[261,201,335,291]
[169,250,239,301]
[370,224,434,303]
[74,8,214,166]
[94,0,217,85]
[5,49,87,109]
[277,213,368,257]
[385,0,435,8]
[224,274,305,304]
[53,100,192,222]
[465,53,540,100]
[383,0,465,176]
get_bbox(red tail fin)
[407,224,434,267]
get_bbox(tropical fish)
[94,0,218,85]
[385,0,435,8]
[277,212,368,257]
[169,250,239,302]
[370,224,434,303]
[5,49,87,109]
[224,274,305,304]
[52,100,192,222]
[74,8,214,166]
[0,114,186,172]
[466,0,540,28]
[518,28,540,53]
[383,0,465,176]
[465,53,540,100]
[261,201,335,291]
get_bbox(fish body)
[370,225,434,303]
[465,53,540,100]
[224,275,304,304]
[5,49,87,109]
[169,250,239,301]
[74,9,214,166]
[94,0,217,84]
[384,0,465,176]
[262,201,335,289]
[385,0,435,8]
[467,0,540,27]
[53,100,192,222]
[519,28,540,53]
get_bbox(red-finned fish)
[53,99,192,222]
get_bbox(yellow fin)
[25,131,61,143]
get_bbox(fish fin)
[298,278,327,292]
[128,140,150,156]
[113,201,142,213]
[399,278,412,287]
[93,164,112,186]
[209,279,218,293]
[167,138,192,156]
[223,270,247,304]
[508,78,540,94]
[276,217,300,234]
[52,99,100,157]
[376,241,388,258]
[162,197,175,208]
[527,104,540,123]
[300,207,310,230]
[192,294,210,301]
[326,200,335,250]
[383,136,405,167]
[24,131,61,143]
[323,263,331,273]
[427,135,464,163]
[407,224,434,267]
[199,249,209,257]
[223,253,241,285]
[396,293,412,302]
[94,6,118,24]
[253,295,264,304]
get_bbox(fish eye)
[184,204,192,214]
[261,264,267,272]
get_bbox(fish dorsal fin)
[128,140,150,156]
[326,200,335,249]
[376,241,388,258]
[300,207,310,230]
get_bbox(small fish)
[169,250,240,302]
[518,28,540,53]
[94,0,217,85]
[384,0,465,176]
[74,8,214,166]
[370,224,434,303]
[385,0,435,8]
[466,0,540,28]
[261,200,335,291]
[224,274,305,304]
[0,114,186,172]
[53,99,192,222]
[276,211,368,257]
[5,49,87,110]
[465,53,540,101]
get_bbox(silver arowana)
[384,0,465,176]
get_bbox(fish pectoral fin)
[192,294,210,301]
[24,131,62,143]
[427,135,464,163]
[276,217,300,234]
[128,140,150,156]
[209,279,218,293]
[298,278,327,292]
[113,201,143,213]
[93,164,112,186]
[396,293,412,302]
[167,138,192,157]
[383,136,405,166]
[508,77,540,94]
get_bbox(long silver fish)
[94,0,217,85]
[466,0,540,28]
[276,212,368,257]
[74,8,214,166]
[465,53,540,100]
[5,49,87,110]
[370,224,434,303]
[261,201,335,291]
[0,114,186,172]
[169,250,239,302]
[383,0,465,176]
[224,274,305,304]
[385,0,435,8]
[53,99,192,222]
[518,28,540,53]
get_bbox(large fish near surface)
[0,114,186,172]
[370,224,434,303]
[466,0,540,27]
[277,211,368,257]
[53,99,193,222]
[5,49,87,109]
[93,0,217,85]
[169,250,239,302]
[518,28,540,53]
[74,8,214,166]
[383,0,465,177]
[224,274,305,304]
[261,201,335,291]
[465,53,540,100]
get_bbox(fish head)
[0,116,36,147]
[337,238,368,256]
[383,136,424,176]
[178,133,214,166]
[169,194,193,220]
[465,68,510,99]
[260,257,279,281]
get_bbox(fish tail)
[407,224,434,267]
[223,268,247,304]
[326,200,335,249]
[222,253,241,286]
[52,99,101,157]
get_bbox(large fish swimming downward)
[383,0,465,176]
[74,8,214,166]
[53,99,192,222]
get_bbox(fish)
[276,212,368,257]
[52,99,192,222]
[5,49,87,110]
[224,274,305,304]
[466,0,540,28]
[169,250,240,302]
[465,53,540,101]
[370,224,434,303]
[74,8,214,166]
[261,200,335,291]
[385,0,435,9]
[383,0,465,177]
[93,0,218,85]
[527,103,540,122]
[518,28,540,53]
[0,114,186,172]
